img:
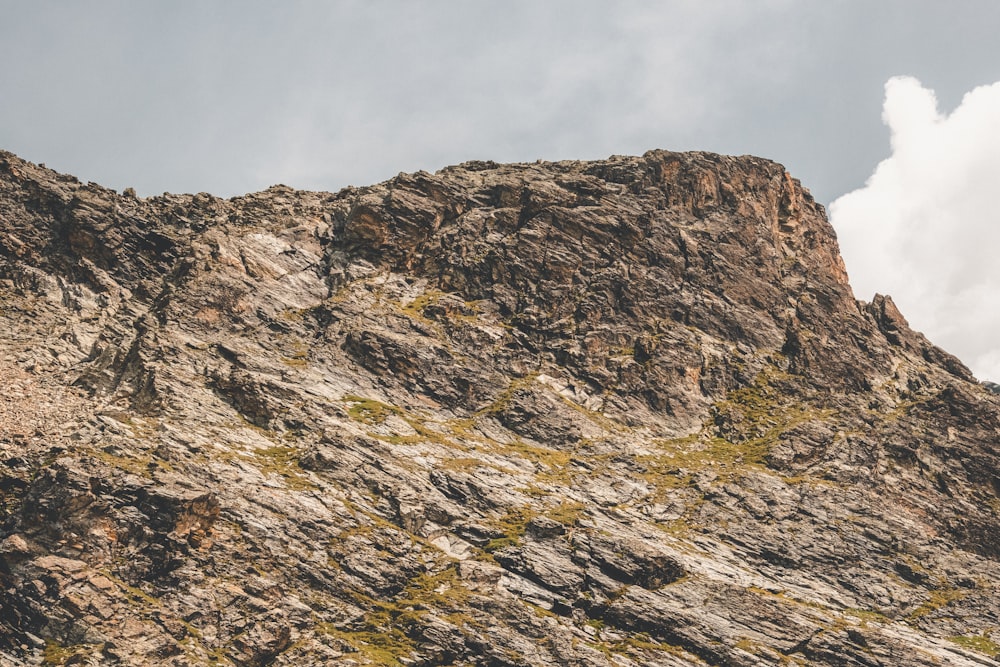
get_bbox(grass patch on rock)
[948,634,1000,657]
[317,566,473,666]
[250,445,316,490]
[344,395,404,425]
[908,586,968,619]
[483,506,536,552]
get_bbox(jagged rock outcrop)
[0,148,998,666]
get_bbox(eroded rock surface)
[0,149,998,665]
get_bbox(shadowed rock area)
[0,148,998,666]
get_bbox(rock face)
[0,148,998,666]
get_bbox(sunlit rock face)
[0,148,998,666]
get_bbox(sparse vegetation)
[635,365,833,496]
[483,506,536,552]
[400,290,443,321]
[250,445,316,490]
[345,395,404,425]
[844,607,890,626]
[556,393,628,432]
[343,395,470,451]
[316,566,474,666]
[546,500,585,525]
[505,438,572,473]
[475,373,539,416]
[908,586,968,619]
[90,446,158,477]
[281,341,310,367]
[42,640,75,666]
[948,634,1000,657]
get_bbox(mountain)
[0,148,998,666]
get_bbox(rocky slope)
[0,148,998,666]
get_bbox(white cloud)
[830,76,1000,381]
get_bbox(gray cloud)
[0,0,1000,199]
[5,1,999,201]
[3,1,1000,374]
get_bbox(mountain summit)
[0,149,998,666]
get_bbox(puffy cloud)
[830,77,1000,381]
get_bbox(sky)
[830,78,1000,381]
[1,1,999,379]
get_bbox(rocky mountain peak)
[0,149,997,666]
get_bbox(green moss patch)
[251,445,316,490]
[948,634,1000,657]
[344,396,404,425]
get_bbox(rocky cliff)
[0,149,997,666]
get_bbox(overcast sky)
[2,1,999,379]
